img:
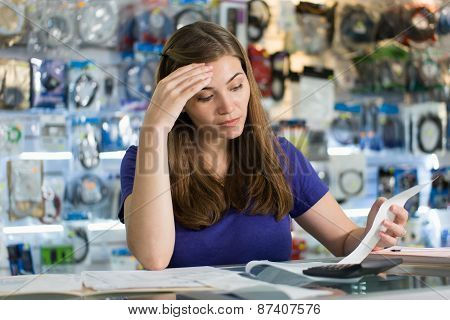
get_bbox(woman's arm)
[294,192,408,257]
[123,63,213,270]
[124,122,175,270]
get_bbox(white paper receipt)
[338,181,432,265]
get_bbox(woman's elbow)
[140,257,170,271]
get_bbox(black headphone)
[270,51,290,101]
[247,0,271,43]
[340,5,376,51]
[417,113,443,153]
[404,6,436,43]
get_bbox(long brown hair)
[156,21,294,230]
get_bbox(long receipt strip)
[246,181,432,279]
[338,181,431,264]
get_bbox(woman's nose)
[217,96,235,115]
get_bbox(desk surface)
[2,258,450,300]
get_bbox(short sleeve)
[118,145,138,223]
[277,137,329,219]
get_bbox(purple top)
[118,137,328,267]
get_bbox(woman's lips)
[219,117,240,126]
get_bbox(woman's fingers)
[378,231,398,247]
[175,71,213,93]
[163,63,205,81]
[180,74,213,98]
[163,64,212,88]
[382,219,407,238]
[390,205,408,225]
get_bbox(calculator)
[302,258,403,279]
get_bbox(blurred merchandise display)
[0,0,448,273]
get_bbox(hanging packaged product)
[38,114,68,152]
[359,102,382,151]
[247,0,271,43]
[329,103,361,147]
[136,2,174,45]
[30,58,67,109]
[394,167,420,216]
[0,120,24,157]
[72,117,101,170]
[219,0,248,49]
[293,66,334,129]
[377,167,396,199]
[429,167,449,209]
[402,102,446,155]
[40,1,77,48]
[374,44,409,92]
[7,160,44,221]
[281,0,303,53]
[375,6,404,41]
[99,64,121,110]
[64,173,111,220]
[124,52,159,104]
[173,0,210,30]
[378,104,405,149]
[328,153,366,203]
[0,0,27,47]
[0,59,30,110]
[40,173,65,224]
[304,129,328,161]
[399,4,437,47]
[335,4,378,53]
[437,4,450,35]
[118,3,139,53]
[7,243,35,275]
[101,114,134,152]
[295,1,336,55]
[277,119,308,154]
[270,51,290,101]
[76,0,119,47]
[68,61,103,112]
[247,44,272,97]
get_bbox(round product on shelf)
[77,174,108,206]
[125,60,158,101]
[139,7,174,44]
[417,113,443,153]
[45,13,75,46]
[330,116,359,145]
[78,1,118,45]
[174,7,208,30]
[338,169,364,197]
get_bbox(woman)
[119,22,408,270]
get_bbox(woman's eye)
[198,95,213,102]
[231,84,243,91]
